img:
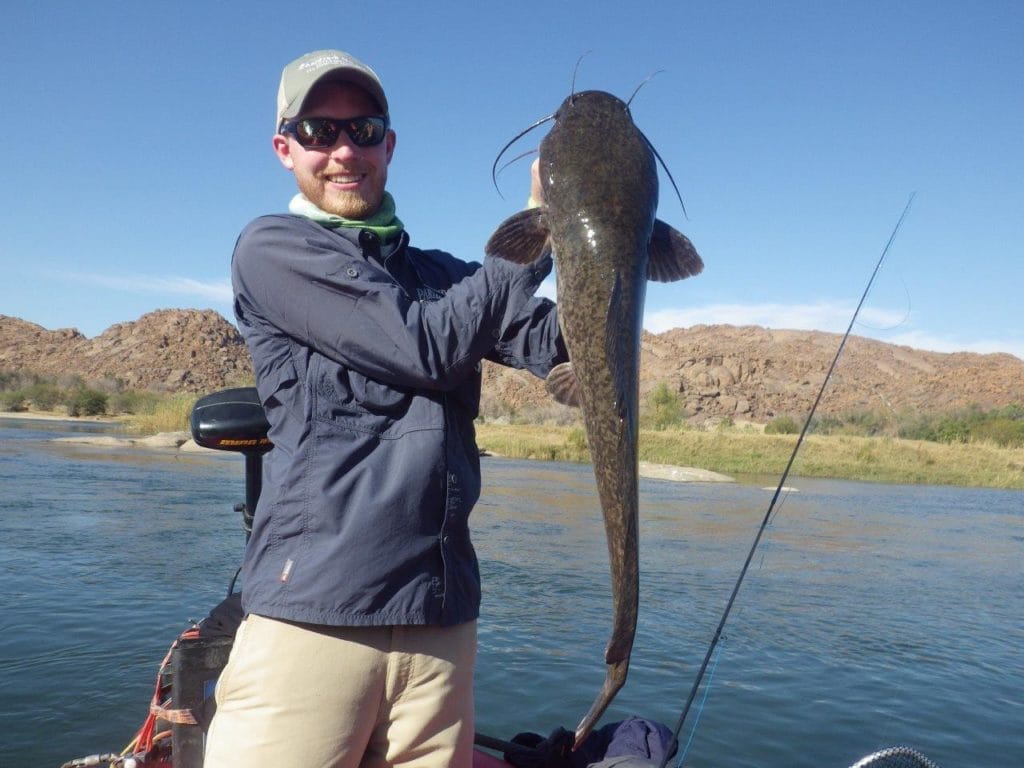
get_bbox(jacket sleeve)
[231,216,551,391]
[485,296,568,379]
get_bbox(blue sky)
[2,1,1021,361]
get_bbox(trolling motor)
[190,387,273,541]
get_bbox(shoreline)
[51,431,199,450]
[638,461,733,483]
[1,412,205,452]
[0,410,121,424]
[8,412,1021,489]
[475,423,1024,490]
[7,413,729,483]
[44,433,728,480]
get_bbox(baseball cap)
[276,49,389,128]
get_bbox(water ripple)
[1,429,1020,768]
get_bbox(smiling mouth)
[326,173,365,185]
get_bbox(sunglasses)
[279,115,390,149]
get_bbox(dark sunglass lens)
[347,117,385,147]
[296,118,340,148]
[286,117,386,148]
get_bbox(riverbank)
[0,412,203,452]
[0,410,119,424]
[6,412,1021,489]
[50,431,201,450]
[475,423,1024,490]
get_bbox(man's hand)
[529,158,544,207]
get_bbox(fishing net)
[848,746,942,768]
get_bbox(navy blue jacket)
[231,214,565,626]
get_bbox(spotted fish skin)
[487,90,703,748]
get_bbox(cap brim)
[281,67,388,122]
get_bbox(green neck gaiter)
[289,192,405,242]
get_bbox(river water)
[0,418,1020,767]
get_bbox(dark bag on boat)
[504,717,676,768]
[580,717,677,767]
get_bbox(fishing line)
[766,485,795,526]
[658,193,916,768]
[674,637,725,767]
[853,271,914,332]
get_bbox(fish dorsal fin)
[485,208,551,265]
[647,219,704,282]
[545,362,582,407]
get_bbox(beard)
[319,189,380,219]
[296,168,386,220]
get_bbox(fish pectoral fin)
[545,362,582,407]
[647,219,704,282]
[485,208,551,265]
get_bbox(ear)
[272,134,295,171]
[384,130,396,164]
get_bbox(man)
[203,50,565,768]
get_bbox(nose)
[328,135,360,160]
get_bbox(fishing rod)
[659,193,916,768]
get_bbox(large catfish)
[486,90,704,747]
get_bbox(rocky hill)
[2,311,1022,422]
[0,310,252,393]
[483,326,1024,423]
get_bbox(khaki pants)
[203,614,477,768]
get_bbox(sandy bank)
[0,411,119,424]
[52,434,215,454]
[638,461,734,483]
[51,432,199,450]
[46,432,730,482]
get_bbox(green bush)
[971,417,1024,447]
[843,409,891,436]
[0,390,27,411]
[995,404,1024,421]
[108,390,162,415]
[642,382,685,430]
[765,416,801,435]
[896,404,1024,447]
[26,382,61,411]
[124,392,196,433]
[933,417,970,444]
[896,413,936,442]
[66,388,108,417]
[566,427,588,452]
[813,409,890,437]
[811,415,843,435]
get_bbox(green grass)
[475,423,1024,490]
[121,393,197,434]
[4,367,1020,489]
